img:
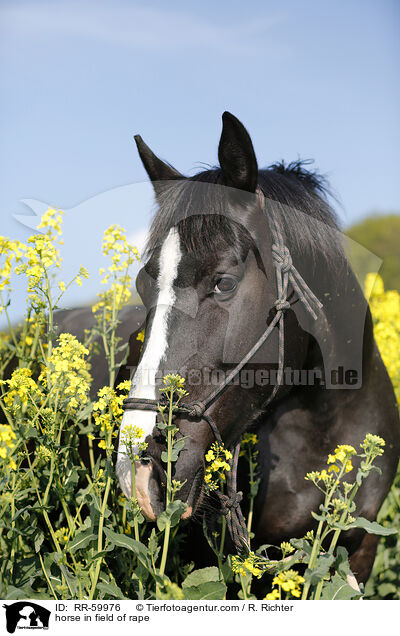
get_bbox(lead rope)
[122,218,322,554]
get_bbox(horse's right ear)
[218,112,258,193]
[134,135,184,194]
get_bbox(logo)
[3,602,51,634]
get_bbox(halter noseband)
[122,215,322,552]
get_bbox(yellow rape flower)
[0,236,26,298]
[92,224,140,321]
[327,444,356,473]
[365,274,400,406]
[204,441,232,491]
[265,588,280,600]
[0,424,17,469]
[92,381,130,436]
[231,551,265,579]
[39,333,91,412]
[271,570,305,598]
[2,367,43,413]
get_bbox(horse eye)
[214,277,237,294]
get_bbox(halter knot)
[185,401,206,418]
[218,491,243,514]
[272,244,292,273]
[274,299,291,312]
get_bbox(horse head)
[116,112,327,521]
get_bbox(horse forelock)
[144,164,345,274]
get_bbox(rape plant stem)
[39,552,58,600]
[9,474,16,581]
[131,461,144,600]
[22,442,61,553]
[246,448,255,546]
[157,387,175,590]
[313,459,372,600]
[0,290,19,352]
[158,522,171,582]
[43,267,54,389]
[89,473,112,600]
[301,466,345,600]
[217,515,226,577]
[239,574,249,600]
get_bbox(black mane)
[145,160,345,266]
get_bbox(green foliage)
[365,469,400,599]
[1,210,398,601]
[346,214,400,291]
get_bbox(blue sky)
[1,0,399,324]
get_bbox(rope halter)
[122,216,323,553]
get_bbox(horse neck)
[296,247,374,390]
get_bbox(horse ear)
[134,135,184,193]
[218,112,258,193]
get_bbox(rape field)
[0,209,399,600]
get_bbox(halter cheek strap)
[122,217,322,553]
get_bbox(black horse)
[109,112,398,583]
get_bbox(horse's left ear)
[134,135,184,194]
[218,112,258,193]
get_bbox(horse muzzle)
[115,455,204,522]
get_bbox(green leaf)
[34,530,44,553]
[183,582,226,600]
[182,566,220,587]
[333,546,351,578]
[320,573,362,600]
[377,582,397,597]
[173,438,185,452]
[349,517,398,536]
[182,568,226,599]
[76,402,93,422]
[156,500,187,531]
[104,528,147,556]
[305,553,335,585]
[96,581,128,599]
[68,529,97,553]
[289,538,312,556]
[103,527,152,572]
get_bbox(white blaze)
[116,227,181,497]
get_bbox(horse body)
[112,112,400,582]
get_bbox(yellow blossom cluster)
[162,374,186,391]
[239,432,258,457]
[35,445,53,464]
[92,225,140,319]
[266,569,305,599]
[39,333,92,411]
[54,527,69,545]
[305,468,332,484]
[16,233,61,291]
[0,236,25,298]
[1,367,43,413]
[37,207,64,238]
[204,441,232,491]
[0,424,17,470]
[280,541,295,556]
[231,551,265,579]
[327,444,356,474]
[361,433,385,458]
[120,423,148,462]
[92,380,131,435]
[365,273,400,406]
